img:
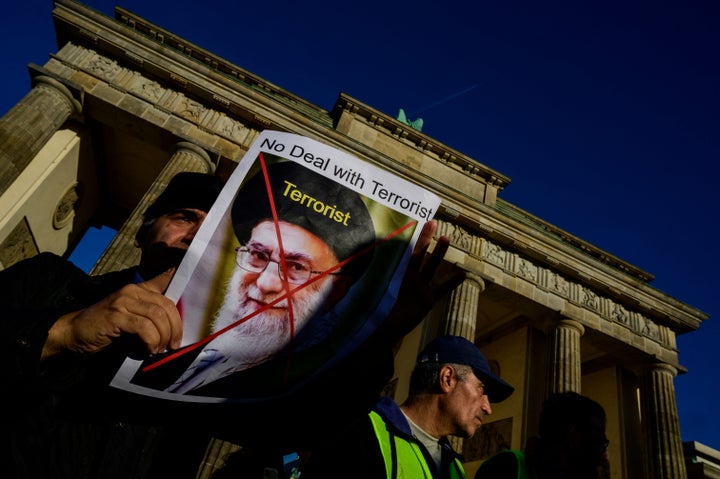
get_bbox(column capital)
[173,141,215,173]
[557,318,585,336]
[464,271,485,292]
[31,75,83,119]
[0,71,84,195]
[644,362,678,378]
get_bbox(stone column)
[441,272,484,453]
[639,363,687,479]
[92,141,215,275]
[443,273,484,339]
[548,318,585,394]
[0,75,82,194]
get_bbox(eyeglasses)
[235,246,338,285]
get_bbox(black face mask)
[137,242,188,281]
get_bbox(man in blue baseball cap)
[303,334,515,478]
[416,334,515,403]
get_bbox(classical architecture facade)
[0,1,710,478]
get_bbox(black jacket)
[1,253,395,478]
[1,252,212,479]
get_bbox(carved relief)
[451,226,475,251]
[518,258,538,281]
[436,220,480,254]
[484,241,506,266]
[68,47,247,145]
[581,287,600,311]
[479,238,665,345]
[53,182,82,229]
[0,218,39,268]
[178,97,207,123]
[132,79,165,102]
[549,271,570,295]
[641,317,659,339]
[216,115,250,143]
[611,302,629,324]
[84,54,122,80]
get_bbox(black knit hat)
[231,160,375,282]
[143,172,223,221]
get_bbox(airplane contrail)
[409,83,482,116]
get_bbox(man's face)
[446,368,493,439]
[138,208,208,278]
[211,220,340,367]
[146,208,208,249]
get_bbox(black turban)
[231,160,375,282]
[136,172,224,244]
[143,172,224,221]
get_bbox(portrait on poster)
[111,131,440,403]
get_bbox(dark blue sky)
[3,0,718,450]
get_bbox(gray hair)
[408,362,474,395]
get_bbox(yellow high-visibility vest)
[369,411,467,479]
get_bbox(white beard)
[207,266,333,369]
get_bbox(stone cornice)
[52,1,333,133]
[109,5,325,119]
[332,93,511,191]
[437,207,708,335]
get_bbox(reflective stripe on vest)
[369,411,467,479]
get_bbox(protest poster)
[111,130,440,403]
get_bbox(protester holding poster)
[0,171,225,478]
[0,130,466,479]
